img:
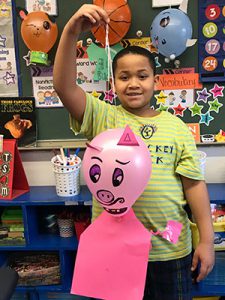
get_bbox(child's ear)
[154,75,159,90]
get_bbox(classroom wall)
[20,145,225,187]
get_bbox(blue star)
[199,112,214,126]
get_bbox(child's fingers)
[83,5,110,24]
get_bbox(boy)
[53,4,214,300]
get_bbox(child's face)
[114,54,157,114]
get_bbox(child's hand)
[191,242,215,282]
[66,4,110,36]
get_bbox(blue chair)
[0,267,19,300]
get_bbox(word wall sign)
[198,1,225,82]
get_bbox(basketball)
[91,0,131,46]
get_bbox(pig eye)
[89,164,101,183]
[43,21,50,30]
[112,168,124,187]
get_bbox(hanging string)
[105,24,115,97]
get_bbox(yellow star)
[91,90,102,98]
[155,91,167,105]
[0,3,11,17]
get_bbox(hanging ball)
[91,0,132,46]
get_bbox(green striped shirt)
[70,93,204,261]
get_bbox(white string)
[105,24,115,96]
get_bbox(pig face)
[83,126,152,217]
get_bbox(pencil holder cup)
[57,218,74,238]
[51,155,81,197]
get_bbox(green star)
[156,104,169,112]
[208,98,223,113]
[188,102,203,116]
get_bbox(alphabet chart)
[198,1,225,82]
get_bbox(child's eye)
[120,76,128,81]
[139,74,148,80]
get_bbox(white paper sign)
[152,0,182,7]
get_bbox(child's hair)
[112,46,156,76]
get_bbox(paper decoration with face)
[71,126,182,300]
[150,0,196,62]
[83,125,152,216]
[19,9,58,65]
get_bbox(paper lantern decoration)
[83,126,152,216]
[150,5,195,62]
[19,10,58,65]
[91,0,131,46]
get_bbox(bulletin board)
[13,0,225,145]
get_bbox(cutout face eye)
[112,168,124,187]
[160,16,170,27]
[43,21,50,30]
[89,164,101,183]
[162,39,167,45]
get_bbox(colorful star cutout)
[188,102,203,117]
[3,72,15,85]
[208,98,223,113]
[199,112,214,126]
[104,89,117,104]
[23,51,36,66]
[172,104,186,117]
[0,34,6,47]
[91,90,102,99]
[196,87,211,103]
[155,90,167,105]
[209,83,224,98]
[156,104,169,112]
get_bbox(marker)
[74,147,80,158]
[60,148,67,166]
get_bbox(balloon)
[91,0,131,46]
[83,126,152,217]
[19,10,58,65]
[150,8,193,61]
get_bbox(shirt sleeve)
[69,93,111,140]
[175,121,204,181]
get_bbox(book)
[0,97,37,147]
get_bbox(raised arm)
[53,4,109,123]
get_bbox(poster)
[31,66,62,108]
[0,97,37,147]
[25,0,57,15]
[0,0,20,96]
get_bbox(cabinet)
[192,183,225,298]
[0,186,92,300]
[0,184,224,299]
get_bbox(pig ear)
[86,142,103,152]
[117,125,139,146]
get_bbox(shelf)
[0,186,92,205]
[29,234,78,250]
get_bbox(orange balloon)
[20,11,58,53]
[91,0,131,46]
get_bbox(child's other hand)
[191,242,215,282]
[66,4,110,36]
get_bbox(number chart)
[198,1,225,82]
